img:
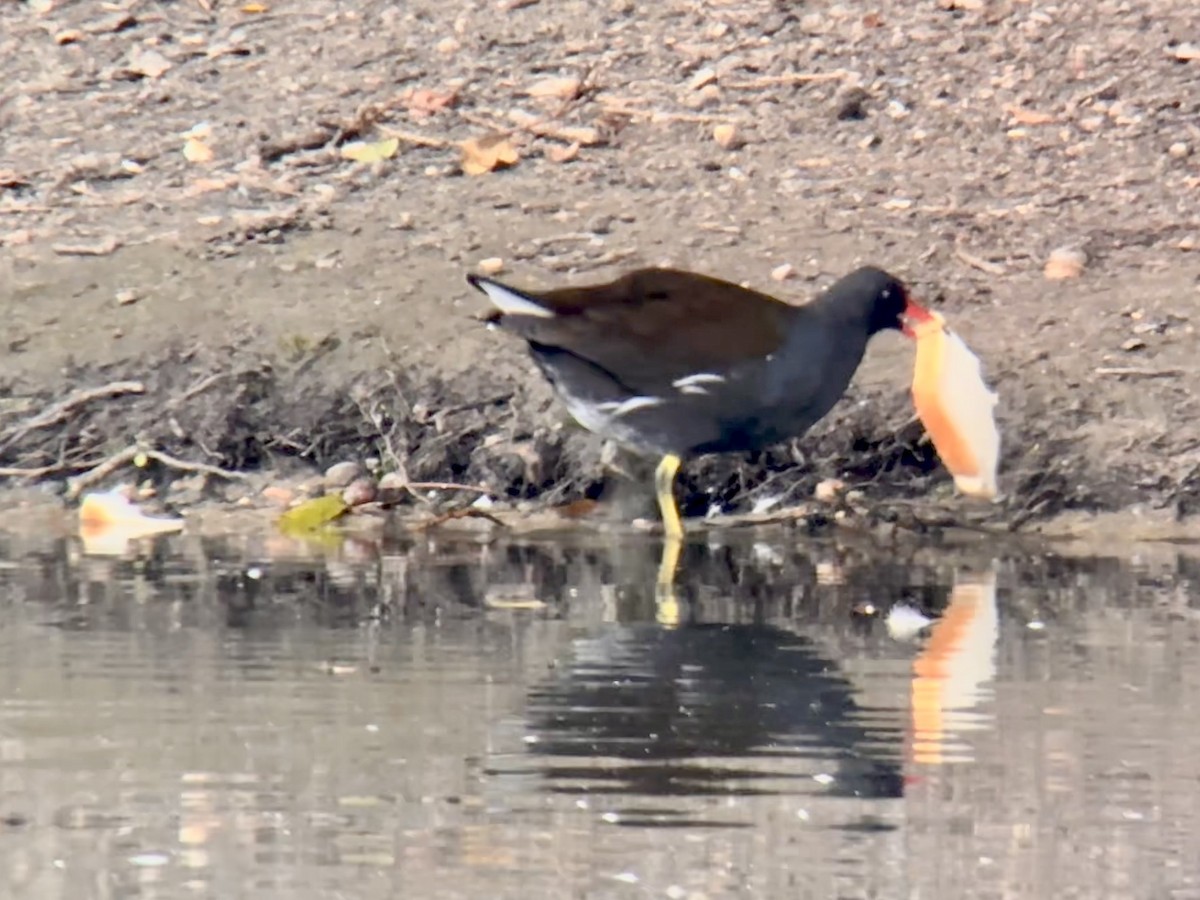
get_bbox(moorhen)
[469,266,933,540]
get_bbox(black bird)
[469,266,932,539]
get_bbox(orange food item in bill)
[911,311,1000,499]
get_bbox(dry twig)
[65,446,248,500]
[954,245,1007,276]
[0,381,145,451]
[722,71,848,90]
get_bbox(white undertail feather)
[475,279,555,318]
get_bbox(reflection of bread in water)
[911,311,1000,500]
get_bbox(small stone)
[261,485,295,507]
[1178,234,1198,251]
[770,263,795,282]
[799,13,824,34]
[834,86,870,121]
[115,289,139,306]
[435,36,460,54]
[1121,338,1146,352]
[688,67,717,91]
[477,257,504,275]
[712,123,742,150]
[587,214,614,234]
[323,461,364,491]
[377,472,408,502]
[814,478,846,503]
[1168,142,1191,159]
[342,477,378,507]
[1044,247,1087,280]
[857,133,881,150]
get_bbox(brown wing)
[496,268,793,387]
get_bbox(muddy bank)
[3,0,1200,538]
[1,337,1195,542]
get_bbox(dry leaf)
[339,137,400,163]
[126,47,172,79]
[278,495,349,535]
[461,134,519,175]
[546,142,580,163]
[403,87,458,119]
[1005,105,1055,126]
[507,109,602,145]
[525,77,582,100]
[182,138,214,163]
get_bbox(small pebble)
[477,257,504,276]
[834,86,870,121]
[1044,246,1087,280]
[688,66,717,91]
[1121,338,1146,352]
[323,461,363,491]
[712,123,742,150]
[814,478,846,502]
[115,289,139,306]
[342,477,378,507]
[1168,142,1191,159]
[770,263,795,282]
[435,36,459,54]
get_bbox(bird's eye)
[881,287,893,301]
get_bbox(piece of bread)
[911,311,1000,499]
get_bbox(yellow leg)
[653,453,684,626]
[654,453,684,541]
[655,534,683,627]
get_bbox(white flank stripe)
[671,373,726,389]
[475,280,555,318]
[596,396,663,418]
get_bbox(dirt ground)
[2,0,1199,537]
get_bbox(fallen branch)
[954,245,1007,276]
[599,103,735,124]
[376,126,454,149]
[405,481,492,495]
[0,381,145,450]
[143,449,248,482]
[1095,366,1183,378]
[66,446,139,499]
[0,459,102,479]
[66,445,248,500]
[723,71,848,90]
[168,372,228,407]
[409,507,508,531]
[506,110,602,146]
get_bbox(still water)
[1,525,1199,899]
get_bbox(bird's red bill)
[901,297,936,338]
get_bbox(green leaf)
[278,495,348,535]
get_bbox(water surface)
[1,527,1199,899]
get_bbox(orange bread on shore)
[911,311,1000,499]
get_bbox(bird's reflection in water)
[518,620,907,804]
